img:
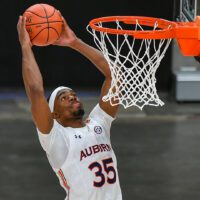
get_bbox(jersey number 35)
[88,157,117,187]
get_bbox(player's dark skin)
[53,89,85,128]
[17,15,119,134]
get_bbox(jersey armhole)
[37,120,58,153]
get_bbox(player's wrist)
[67,38,82,49]
[21,42,32,50]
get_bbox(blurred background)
[1,0,175,90]
[1,0,200,200]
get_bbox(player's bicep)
[31,93,53,134]
[99,78,119,118]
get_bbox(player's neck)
[57,118,85,128]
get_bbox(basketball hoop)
[87,16,200,109]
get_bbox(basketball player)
[17,15,122,200]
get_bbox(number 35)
[88,157,116,187]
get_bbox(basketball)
[23,4,63,46]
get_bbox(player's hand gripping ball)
[23,4,63,46]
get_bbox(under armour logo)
[75,135,82,139]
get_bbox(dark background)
[0,0,174,91]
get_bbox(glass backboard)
[198,0,200,17]
[180,0,197,21]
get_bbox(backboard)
[180,0,197,21]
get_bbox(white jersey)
[37,104,122,200]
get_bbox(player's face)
[54,89,85,120]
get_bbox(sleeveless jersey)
[37,104,122,200]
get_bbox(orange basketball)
[23,4,63,46]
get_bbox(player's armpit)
[99,78,119,118]
[30,91,53,134]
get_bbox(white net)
[87,19,172,110]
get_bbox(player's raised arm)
[53,16,119,117]
[17,16,53,134]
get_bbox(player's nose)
[69,95,79,102]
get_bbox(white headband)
[48,86,72,112]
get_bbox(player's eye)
[61,96,66,101]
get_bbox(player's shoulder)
[85,104,113,132]
[89,104,114,121]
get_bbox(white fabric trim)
[49,86,72,112]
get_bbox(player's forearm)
[21,45,44,99]
[69,39,111,78]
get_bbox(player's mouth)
[73,101,81,108]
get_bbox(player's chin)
[74,108,85,118]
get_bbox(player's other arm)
[17,16,53,134]
[54,16,118,118]
[70,41,118,117]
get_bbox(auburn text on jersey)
[80,144,111,161]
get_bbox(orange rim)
[89,16,200,56]
[89,16,177,39]
[175,16,200,56]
